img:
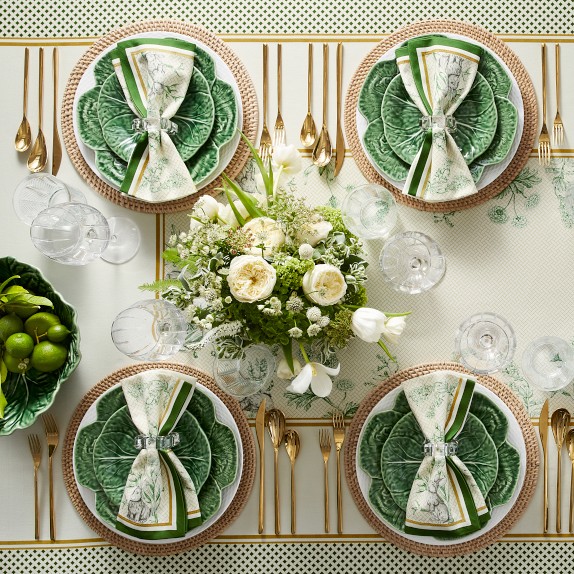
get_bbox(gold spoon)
[28,47,47,173]
[266,408,286,535]
[311,43,332,167]
[15,47,32,152]
[284,429,301,534]
[551,408,571,533]
[300,43,317,147]
[566,429,574,533]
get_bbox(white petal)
[310,370,333,397]
[320,363,341,377]
[285,364,313,394]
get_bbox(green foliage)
[324,308,354,349]
[273,257,314,293]
[139,279,183,293]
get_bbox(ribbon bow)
[396,36,482,202]
[115,369,202,540]
[402,373,490,537]
[110,38,198,202]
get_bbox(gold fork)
[259,43,272,166]
[318,429,331,533]
[273,43,286,146]
[332,411,345,534]
[28,434,42,540]
[553,44,564,147]
[43,413,59,541]
[538,43,551,165]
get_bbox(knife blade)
[255,398,267,534]
[51,47,62,176]
[539,398,549,533]
[334,42,345,176]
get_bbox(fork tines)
[538,128,551,166]
[42,412,59,440]
[553,43,564,147]
[28,433,42,460]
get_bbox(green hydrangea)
[344,284,368,307]
[273,257,314,293]
[324,308,354,348]
[316,205,357,238]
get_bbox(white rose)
[272,144,302,175]
[302,264,347,306]
[382,316,407,344]
[193,194,220,220]
[242,217,285,258]
[351,308,387,343]
[296,219,333,247]
[227,255,276,303]
[277,357,302,380]
[219,200,251,228]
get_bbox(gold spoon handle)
[258,443,265,534]
[274,447,280,535]
[336,448,343,534]
[322,43,328,126]
[570,460,574,533]
[555,43,560,112]
[277,43,282,113]
[262,44,268,126]
[38,47,44,131]
[290,460,296,535]
[336,43,342,125]
[323,459,330,533]
[23,47,29,115]
[52,48,58,129]
[544,447,548,533]
[307,43,312,113]
[557,449,562,533]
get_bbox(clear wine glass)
[111,299,188,361]
[379,231,446,294]
[522,336,574,391]
[29,203,140,265]
[341,183,398,240]
[455,312,516,374]
[213,344,275,397]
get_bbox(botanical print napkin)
[115,369,202,540]
[402,372,490,537]
[397,36,482,202]
[110,38,198,202]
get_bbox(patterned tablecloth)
[1,1,574,572]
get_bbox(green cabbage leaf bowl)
[0,257,81,435]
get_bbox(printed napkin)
[115,369,202,540]
[396,36,482,202]
[401,372,490,537]
[110,38,198,202]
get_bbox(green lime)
[5,333,34,359]
[30,341,68,373]
[3,352,31,374]
[24,312,61,342]
[47,324,71,343]
[0,313,24,342]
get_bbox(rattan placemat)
[345,20,537,213]
[344,362,539,557]
[61,20,258,214]
[62,362,256,556]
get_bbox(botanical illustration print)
[411,472,451,523]
[405,377,458,419]
[122,454,162,524]
[546,159,574,228]
[500,361,544,417]
[433,210,459,227]
[487,166,541,227]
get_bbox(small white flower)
[272,144,302,175]
[296,219,333,247]
[302,264,347,306]
[286,362,340,397]
[288,327,303,338]
[286,295,304,312]
[277,357,302,380]
[224,296,232,304]
[307,324,321,336]
[227,255,276,303]
[189,217,202,231]
[317,316,330,328]
[242,217,285,258]
[306,307,322,322]
[194,194,220,220]
[298,243,314,260]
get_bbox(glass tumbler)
[522,336,574,391]
[341,183,398,240]
[455,312,516,374]
[111,299,188,361]
[213,344,275,397]
[379,231,446,294]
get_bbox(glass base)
[522,336,574,391]
[100,217,141,264]
[455,312,516,374]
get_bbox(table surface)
[1,2,574,573]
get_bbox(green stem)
[377,339,396,361]
[272,165,283,197]
[298,342,310,364]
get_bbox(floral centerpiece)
[143,135,408,397]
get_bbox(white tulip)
[219,200,251,228]
[302,264,347,306]
[242,217,285,258]
[193,194,220,220]
[227,255,276,303]
[351,308,388,343]
[296,219,333,247]
[271,144,302,175]
[277,357,302,380]
[286,362,340,397]
[382,316,407,344]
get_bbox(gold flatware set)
[540,401,574,534]
[16,47,62,176]
[27,413,59,541]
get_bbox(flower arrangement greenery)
[142,135,408,397]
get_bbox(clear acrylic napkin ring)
[423,440,458,457]
[420,115,457,133]
[132,117,178,135]
[134,432,181,450]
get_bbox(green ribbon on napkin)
[396,36,482,202]
[115,369,202,540]
[110,38,198,202]
[402,373,490,537]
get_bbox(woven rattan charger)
[62,362,256,556]
[61,20,259,214]
[345,20,537,213]
[344,362,539,557]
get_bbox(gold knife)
[539,399,549,533]
[255,398,267,534]
[51,47,62,176]
[334,42,345,177]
